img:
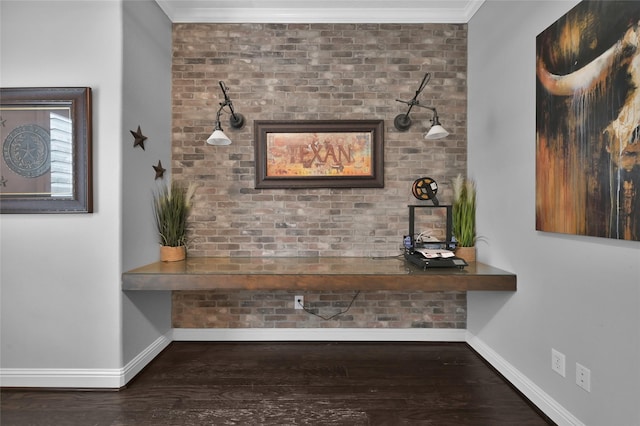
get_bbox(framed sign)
[254,120,384,189]
[0,87,92,213]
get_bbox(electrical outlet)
[576,363,591,392]
[295,295,304,310]
[551,349,566,377]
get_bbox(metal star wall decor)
[130,125,148,150]
[153,160,166,180]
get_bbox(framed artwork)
[254,120,384,189]
[536,1,640,241]
[0,87,93,213]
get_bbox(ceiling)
[155,0,486,23]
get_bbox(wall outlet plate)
[576,363,591,392]
[551,348,566,377]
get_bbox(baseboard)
[466,332,584,426]
[121,332,172,386]
[171,327,468,342]
[0,333,171,389]
[0,366,123,389]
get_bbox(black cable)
[298,291,361,321]
[295,256,400,320]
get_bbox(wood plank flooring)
[1,342,554,425]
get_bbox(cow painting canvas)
[536,0,640,241]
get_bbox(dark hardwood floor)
[1,342,554,425]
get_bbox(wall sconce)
[394,72,449,140]
[206,81,245,145]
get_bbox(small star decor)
[153,160,166,180]
[130,125,148,150]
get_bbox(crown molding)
[155,0,485,23]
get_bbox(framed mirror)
[0,87,93,213]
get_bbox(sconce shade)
[207,128,232,145]
[426,124,449,140]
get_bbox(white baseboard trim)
[171,327,468,342]
[0,366,123,389]
[121,332,172,386]
[0,333,172,389]
[466,333,584,426]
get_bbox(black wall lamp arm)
[217,81,245,129]
[207,81,246,145]
[394,72,437,131]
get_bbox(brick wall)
[173,290,466,329]
[171,23,468,329]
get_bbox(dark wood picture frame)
[0,87,93,213]
[254,120,384,189]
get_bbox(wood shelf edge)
[122,258,516,292]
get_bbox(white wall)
[120,0,173,369]
[0,1,124,371]
[467,1,640,425]
[0,0,172,386]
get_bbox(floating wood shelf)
[122,257,516,292]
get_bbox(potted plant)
[152,180,196,262]
[452,174,476,262]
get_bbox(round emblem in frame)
[3,124,51,178]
